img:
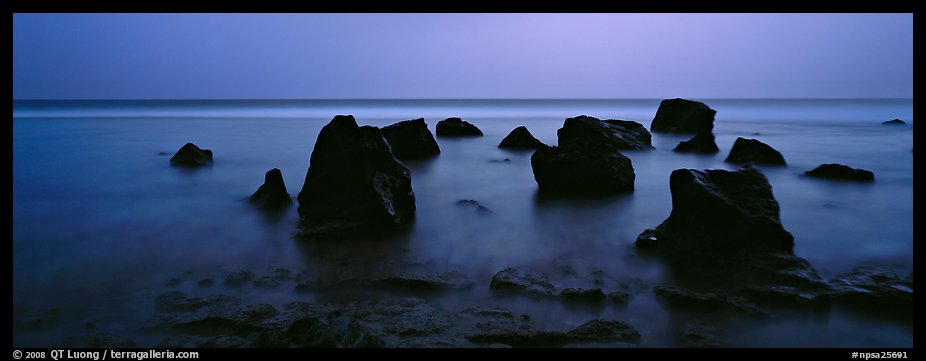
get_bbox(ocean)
[12,98,914,347]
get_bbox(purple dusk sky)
[12,13,913,99]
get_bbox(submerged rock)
[435,117,483,137]
[636,165,824,292]
[531,145,635,196]
[653,286,765,317]
[557,115,653,150]
[490,267,556,297]
[824,266,913,320]
[650,98,716,134]
[169,143,213,167]
[250,168,292,209]
[725,137,786,165]
[673,132,719,154]
[467,318,639,347]
[296,115,416,239]
[882,119,907,125]
[381,118,441,159]
[560,288,606,303]
[499,126,546,149]
[224,270,254,288]
[803,164,874,182]
[455,199,493,214]
[677,324,727,348]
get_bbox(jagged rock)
[435,117,483,137]
[490,267,556,296]
[169,143,213,167]
[558,115,653,150]
[882,119,907,125]
[250,168,292,209]
[650,98,716,134]
[499,126,546,149]
[725,137,786,165]
[803,164,874,182]
[673,132,719,154]
[382,118,441,159]
[636,165,825,292]
[296,115,416,239]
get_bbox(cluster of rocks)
[147,99,909,348]
[633,163,909,320]
[531,115,649,196]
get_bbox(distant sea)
[13,98,913,347]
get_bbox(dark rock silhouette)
[558,115,653,150]
[673,132,719,154]
[650,98,716,134]
[381,118,440,159]
[435,117,483,137]
[490,267,556,296]
[455,199,493,214]
[803,164,874,182]
[636,165,825,292]
[882,119,907,125]
[498,126,546,149]
[169,143,213,167]
[725,137,786,165]
[250,168,292,209]
[531,145,635,195]
[296,115,416,239]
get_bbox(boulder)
[557,115,653,150]
[498,126,546,149]
[882,119,906,125]
[673,132,719,154]
[249,168,292,209]
[635,165,824,291]
[490,267,556,297]
[531,145,635,196]
[650,98,716,134]
[381,118,441,159]
[435,117,483,137]
[725,137,786,165]
[169,143,213,167]
[296,115,416,239]
[803,164,874,182]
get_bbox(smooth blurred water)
[12,99,913,347]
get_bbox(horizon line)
[12,97,914,102]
